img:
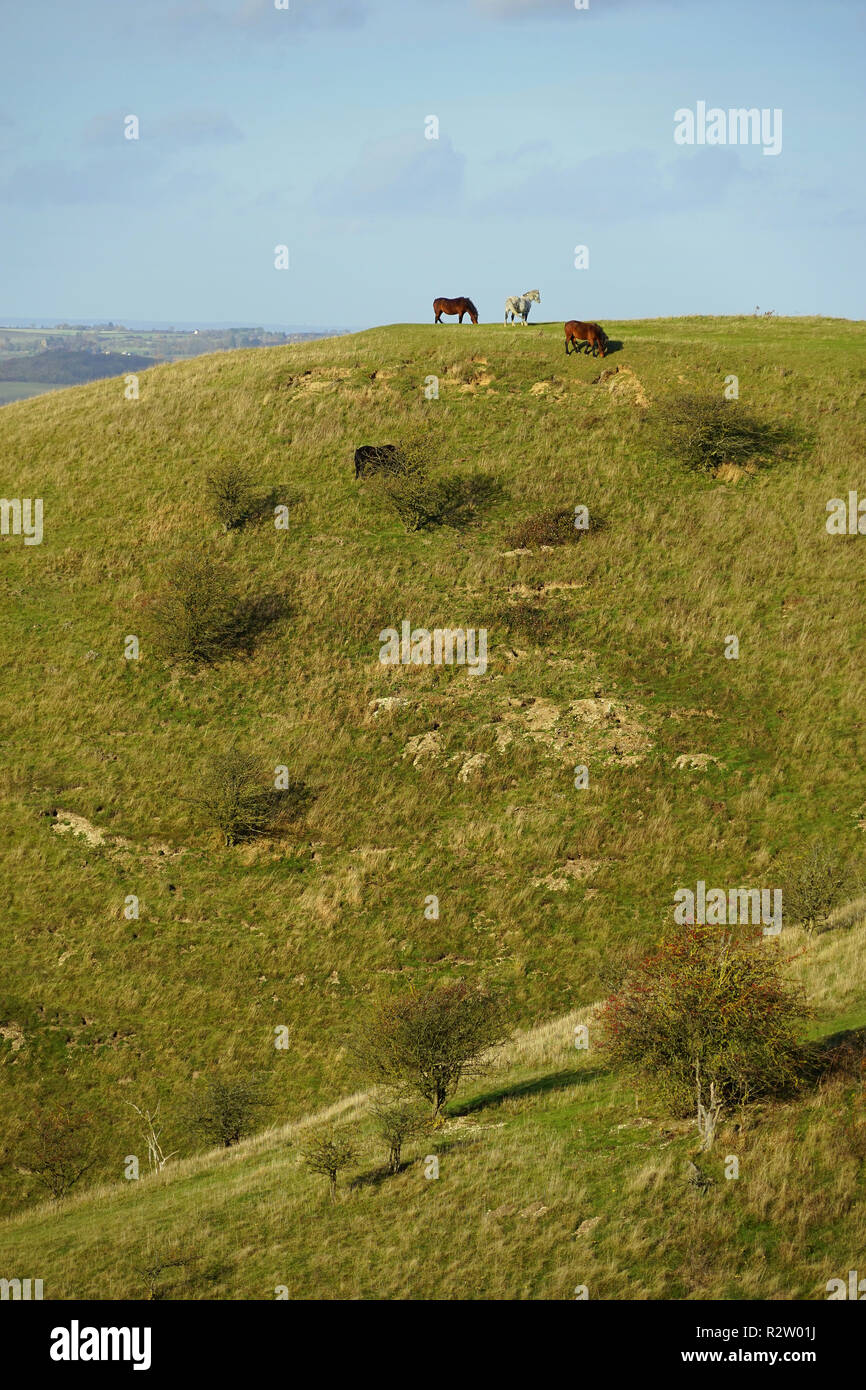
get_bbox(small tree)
[371,1099,425,1173]
[18,1105,97,1199]
[300,1133,356,1202]
[186,1076,270,1148]
[784,840,854,934]
[127,1101,177,1174]
[134,1245,199,1300]
[598,925,809,1149]
[354,983,509,1121]
[194,748,278,847]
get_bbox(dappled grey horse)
[504,290,540,325]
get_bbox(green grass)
[1,315,865,1296]
[1,948,864,1301]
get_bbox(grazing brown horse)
[434,296,479,324]
[564,320,608,357]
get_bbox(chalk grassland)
[0,918,864,1300]
[0,316,865,1289]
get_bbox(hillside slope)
[1,914,865,1300]
[1,317,865,1269]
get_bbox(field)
[1,315,865,1298]
[0,382,60,405]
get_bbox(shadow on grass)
[448,1066,602,1117]
[348,1141,477,1192]
[568,339,623,358]
[804,1022,866,1086]
[243,486,301,527]
[227,591,293,656]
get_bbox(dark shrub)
[494,600,559,645]
[368,425,502,531]
[194,748,310,846]
[205,463,255,530]
[149,555,290,664]
[185,1076,270,1148]
[653,392,794,474]
[149,556,242,663]
[505,506,600,549]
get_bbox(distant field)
[0,381,60,404]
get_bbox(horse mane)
[464,298,478,314]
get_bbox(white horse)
[504,289,540,325]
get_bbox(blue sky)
[1,0,864,326]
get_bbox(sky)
[0,0,864,327]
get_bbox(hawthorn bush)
[597,925,810,1147]
[354,982,509,1120]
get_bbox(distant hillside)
[0,348,155,384]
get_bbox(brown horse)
[565,320,608,357]
[434,297,479,324]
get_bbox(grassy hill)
[1,316,865,1297]
[1,916,864,1301]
